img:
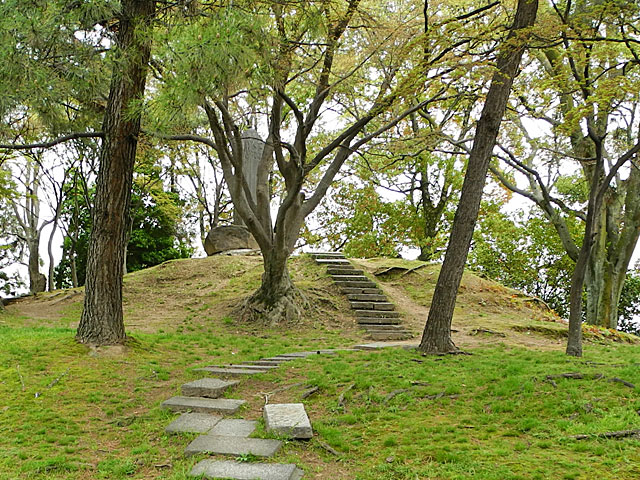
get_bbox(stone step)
[181,378,240,398]
[341,287,382,295]
[350,301,395,311]
[264,403,313,439]
[347,293,388,302]
[330,274,370,282]
[315,258,350,265]
[165,414,257,436]
[354,309,400,318]
[309,252,345,258]
[162,396,245,415]
[368,332,414,341]
[208,419,257,437]
[334,280,378,288]
[248,360,287,366]
[185,435,282,458]
[165,413,222,434]
[357,317,401,325]
[224,364,280,370]
[360,324,408,331]
[194,367,269,377]
[261,356,298,362]
[326,267,361,275]
[190,460,303,480]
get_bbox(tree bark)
[240,246,306,324]
[418,0,538,354]
[27,237,45,294]
[77,0,155,345]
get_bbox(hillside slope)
[3,254,635,348]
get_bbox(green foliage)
[469,201,578,317]
[0,168,24,295]
[127,180,193,272]
[55,160,193,288]
[618,271,640,336]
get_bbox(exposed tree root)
[235,286,309,325]
[572,429,640,440]
[541,372,636,389]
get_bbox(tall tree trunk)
[418,0,538,354]
[77,0,155,345]
[27,237,45,294]
[47,220,57,291]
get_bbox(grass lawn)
[1,255,638,479]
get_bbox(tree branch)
[0,132,104,150]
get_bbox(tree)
[418,0,538,354]
[75,0,157,345]
[0,1,156,345]
[55,164,193,288]
[156,0,444,323]
[3,153,49,294]
[492,0,640,343]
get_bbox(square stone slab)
[165,413,222,434]
[182,378,240,398]
[162,396,245,414]
[190,460,303,480]
[263,403,313,439]
[209,419,257,437]
[184,435,282,457]
[194,367,268,376]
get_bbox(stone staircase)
[311,252,413,341]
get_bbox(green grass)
[1,254,639,479]
[5,323,636,479]
[294,346,640,479]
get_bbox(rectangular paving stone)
[354,310,399,318]
[264,403,313,439]
[357,317,401,325]
[249,360,287,366]
[184,435,282,457]
[165,413,222,434]
[373,302,395,311]
[315,258,350,264]
[351,301,374,310]
[194,367,268,376]
[369,332,413,341]
[347,294,387,302]
[162,396,245,414]
[334,281,378,288]
[330,275,370,282]
[209,419,257,437]
[327,268,360,275]
[190,460,303,480]
[182,378,240,398]
[353,342,420,350]
[224,364,279,370]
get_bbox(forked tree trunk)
[240,247,306,324]
[76,0,155,345]
[418,0,538,354]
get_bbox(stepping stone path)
[310,252,413,340]
[157,251,416,479]
[161,350,339,479]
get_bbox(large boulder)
[204,226,259,256]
